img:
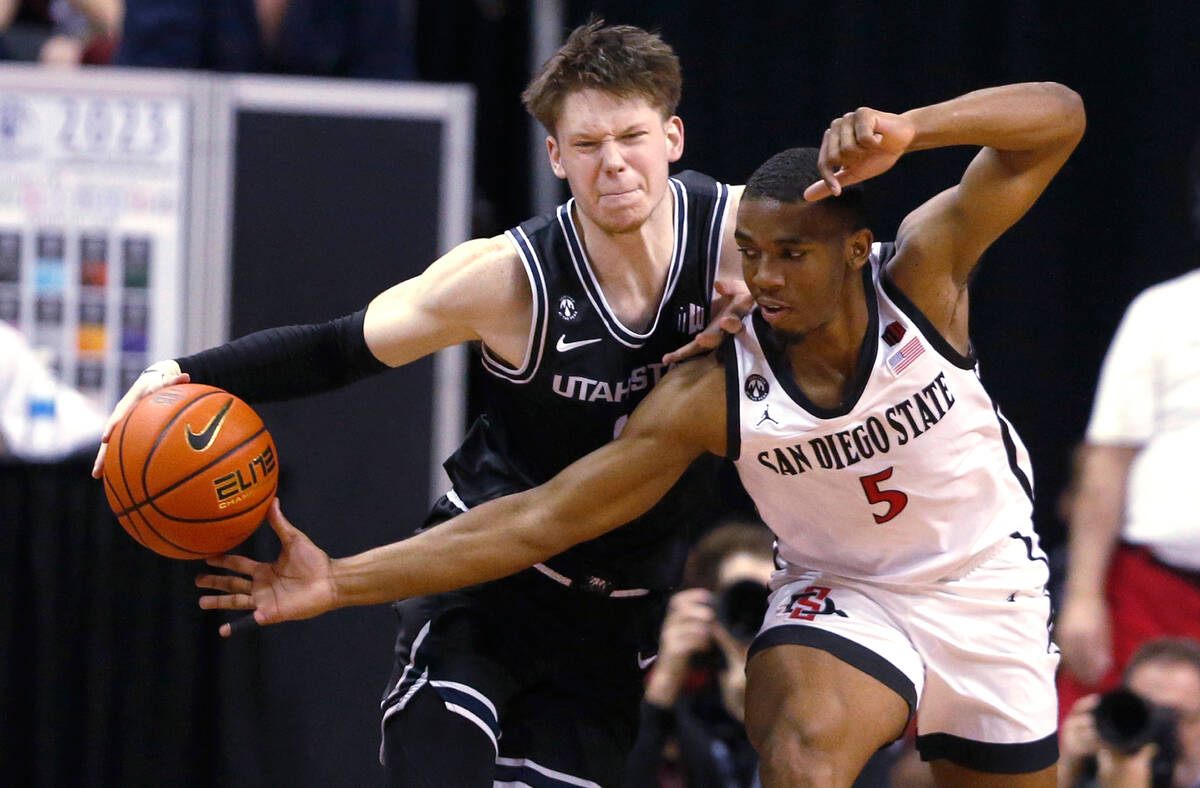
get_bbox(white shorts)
[749,532,1059,773]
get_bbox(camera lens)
[715,579,769,642]
[1093,688,1159,753]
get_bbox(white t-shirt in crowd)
[1087,268,1200,569]
[0,323,105,461]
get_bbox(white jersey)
[725,243,1036,585]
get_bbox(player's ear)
[845,228,874,270]
[664,116,684,163]
[547,135,567,179]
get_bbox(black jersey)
[443,170,732,590]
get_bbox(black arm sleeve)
[175,309,390,402]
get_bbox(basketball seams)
[102,383,276,559]
[141,390,233,500]
[111,426,271,519]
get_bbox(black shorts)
[380,498,669,786]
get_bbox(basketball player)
[94,20,750,788]
[198,82,1085,787]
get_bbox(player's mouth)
[757,299,791,323]
[598,188,639,203]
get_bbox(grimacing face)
[546,89,683,235]
[735,197,870,340]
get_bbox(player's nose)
[599,140,626,171]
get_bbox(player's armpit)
[363,235,533,368]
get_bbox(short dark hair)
[683,521,775,591]
[744,147,870,233]
[521,19,682,135]
[1125,637,1200,683]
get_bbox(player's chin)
[593,204,651,235]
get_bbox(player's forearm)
[175,310,388,402]
[1063,445,1136,600]
[902,82,1085,155]
[329,492,575,606]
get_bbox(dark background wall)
[5,2,1200,786]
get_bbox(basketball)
[101,383,278,559]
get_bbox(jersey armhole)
[716,334,741,461]
[877,243,977,371]
[481,229,548,383]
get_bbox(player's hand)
[91,360,189,478]
[804,108,916,201]
[196,499,339,636]
[662,280,752,365]
[1056,593,1114,686]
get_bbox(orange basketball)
[102,383,278,559]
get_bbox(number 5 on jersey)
[859,467,908,524]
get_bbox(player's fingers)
[198,592,254,611]
[91,443,108,478]
[853,109,884,147]
[266,498,298,544]
[661,336,712,365]
[817,129,842,197]
[221,614,261,638]
[195,573,252,595]
[803,178,835,202]
[205,553,260,577]
[837,111,859,155]
[717,314,744,334]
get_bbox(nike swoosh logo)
[637,651,658,670]
[556,334,602,352]
[185,398,234,452]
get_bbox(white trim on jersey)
[483,227,550,383]
[557,177,688,348]
[704,181,731,306]
[494,756,603,788]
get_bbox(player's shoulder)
[1133,268,1200,310]
[671,169,727,193]
[445,234,523,274]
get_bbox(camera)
[714,579,770,643]
[1092,688,1179,787]
[688,580,769,672]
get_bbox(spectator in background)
[623,522,899,788]
[1056,135,1200,723]
[1054,269,1200,719]
[0,322,104,460]
[1059,638,1200,788]
[115,0,415,79]
[624,521,774,788]
[0,0,120,64]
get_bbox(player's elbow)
[1040,82,1086,142]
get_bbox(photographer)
[623,522,774,788]
[1060,638,1200,788]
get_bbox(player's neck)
[571,191,676,329]
[781,283,871,409]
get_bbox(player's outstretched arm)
[92,236,532,478]
[196,356,728,631]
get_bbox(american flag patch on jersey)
[887,336,924,375]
